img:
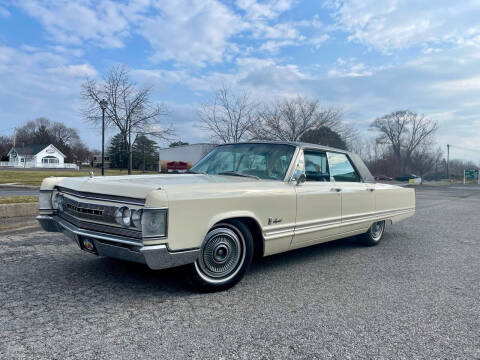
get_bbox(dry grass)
[0,169,157,186]
[0,196,39,204]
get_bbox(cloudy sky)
[1,0,479,160]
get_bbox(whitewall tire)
[190,220,253,291]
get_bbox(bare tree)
[14,117,83,162]
[410,145,443,179]
[0,135,13,160]
[82,65,172,174]
[249,95,343,142]
[198,86,258,143]
[370,110,438,173]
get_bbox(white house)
[3,144,78,169]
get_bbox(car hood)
[58,174,259,199]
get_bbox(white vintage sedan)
[37,142,415,290]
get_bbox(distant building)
[92,154,111,168]
[159,143,216,172]
[2,144,78,169]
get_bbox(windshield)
[191,143,296,181]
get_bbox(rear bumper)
[36,215,199,270]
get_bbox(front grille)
[66,203,104,216]
[59,212,142,240]
[62,196,117,223]
[56,189,143,242]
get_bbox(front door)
[292,150,342,246]
[326,152,375,234]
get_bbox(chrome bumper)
[36,215,199,270]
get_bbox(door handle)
[367,188,375,192]
[330,188,342,192]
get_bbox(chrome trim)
[36,215,199,270]
[263,207,415,240]
[283,146,302,182]
[58,211,143,240]
[56,186,145,206]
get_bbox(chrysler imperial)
[37,142,415,290]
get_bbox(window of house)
[326,152,361,182]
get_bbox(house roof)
[8,144,66,157]
[9,144,49,156]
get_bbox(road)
[1,186,479,359]
[0,187,39,197]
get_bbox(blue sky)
[1,0,480,161]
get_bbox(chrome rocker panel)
[37,215,200,270]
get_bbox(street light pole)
[446,143,450,182]
[99,99,108,176]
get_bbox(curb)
[0,203,38,220]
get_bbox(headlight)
[142,209,167,238]
[54,194,65,212]
[39,190,53,210]
[115,206,132,227]
[131,209,142,228]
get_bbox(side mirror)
[296,173,306,185]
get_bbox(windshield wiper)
[186,169,205,174]
[217,171,259,179]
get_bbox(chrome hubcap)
[197,227,244,280]
[370,221,385,241]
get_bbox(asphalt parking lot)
[1,186,479,359]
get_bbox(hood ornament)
[89,171,94,179]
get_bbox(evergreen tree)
[107,134,128,169]
[133,135,159,171]
[300,126,348,150]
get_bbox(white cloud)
[0,45,97,140]
[236,0,295,20]
[140,0,245,66]
[328,58,373,78]
[17,0,140,48]
[48,64,98,77]
[328,0,480,52]
[432,76,480,92]
[15,0,326,66]
[0,5,10,17]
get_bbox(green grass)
[0,195,39,204]
[0,169,157,186]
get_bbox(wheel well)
[214,217,264,259]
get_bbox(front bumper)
[37,215,199,270]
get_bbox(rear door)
[326,152,375,234]
[292,149,342,246]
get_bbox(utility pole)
[99,99,108,176]
[446,144,450,181]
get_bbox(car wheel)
[190,220,253,291]
[358,220,386,246]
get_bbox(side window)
[304,151,330,182]
[326,152,361,182]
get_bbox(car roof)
[219,141,350,154]
[217,141,375,183]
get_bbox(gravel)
[1,186,479,359]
